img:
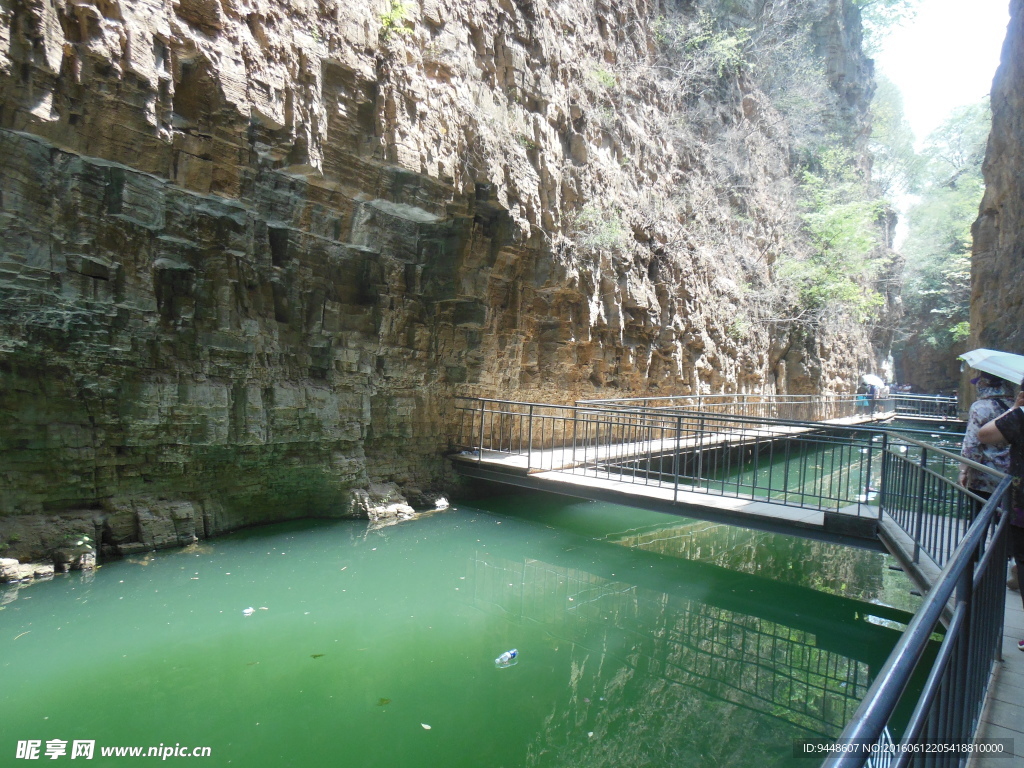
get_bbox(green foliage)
[855,0,920,53]
[950,321,971,343]
[590,67,617,90]
[746,6,847,155]
[686,12,751,78]
[569,204,629,252]
[379,0,413,40]
[920,101,990,186]
[780,142,886,324]
[870,75,923,198]
[516,134,538,151]
[899,100,989,349]
[651,11,751,83]
[727,315,751,341]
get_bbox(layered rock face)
[972,0,1024,355]
[0,0,880,560]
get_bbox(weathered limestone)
[971,0,1024,354]
[1,557,66,583]
[0,0,882,560]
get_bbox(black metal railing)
[453,398,986,532]
[822,475,1013,768]
[576,393,959,421]
[892,394,961,420]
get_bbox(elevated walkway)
[453,406,898,548]
[454,459,884,550]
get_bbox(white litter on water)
[242,607,255,616]
[421,724,431,730]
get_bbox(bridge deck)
[454,459,883,550]
[461,411,897,475]
[453,411,894,548]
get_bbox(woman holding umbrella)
[959,372,1013,508]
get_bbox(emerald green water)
[2,494,922,767]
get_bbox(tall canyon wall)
[972,0,1024,356]
[0,0,881,560]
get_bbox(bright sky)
[872,0,1011,146]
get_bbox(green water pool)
[1,493,922,767]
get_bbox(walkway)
[970,584,1024,766]
[453,409,895,549]
[455,457,884,549]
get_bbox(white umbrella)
[861,374,884,388]
[959,348,1024,386]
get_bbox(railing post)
[673,414,681,503]
[478,399,485,463]
[527,404,534,470]
[862,432,874,517]
[913,446,928,563]
[696,413,705,489]
[877,432,888,521]
[572,407,578,467]
[953,554,975,743]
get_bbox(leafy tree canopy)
[855,0,920,52]
[869,74,923,198]
[899,99,990,349]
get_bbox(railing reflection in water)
[467,552,876,741]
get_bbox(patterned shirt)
[961,395,1012,493]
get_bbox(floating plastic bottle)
[495,649,518,666]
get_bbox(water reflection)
[461,522,914,767]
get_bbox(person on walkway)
[855,382,869,415]
[959,373,1013,518]
[978,383,1024,650]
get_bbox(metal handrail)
[894,432,1008,481]
[822,475,1013,767]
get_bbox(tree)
[855,0,920,52]
[869,75,923,199]
[775,143,887,328]
[898,99,990,349]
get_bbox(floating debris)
[242,607,255,616]
[376,698,391,706]
[421,723,431,730]
[311,654,325,659]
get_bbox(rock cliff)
[971,0,1024,356]
[0,0,883,561]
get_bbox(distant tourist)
[855,383,869,414]
[978,382,1024,647]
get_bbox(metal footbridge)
[448,392,1012,766]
